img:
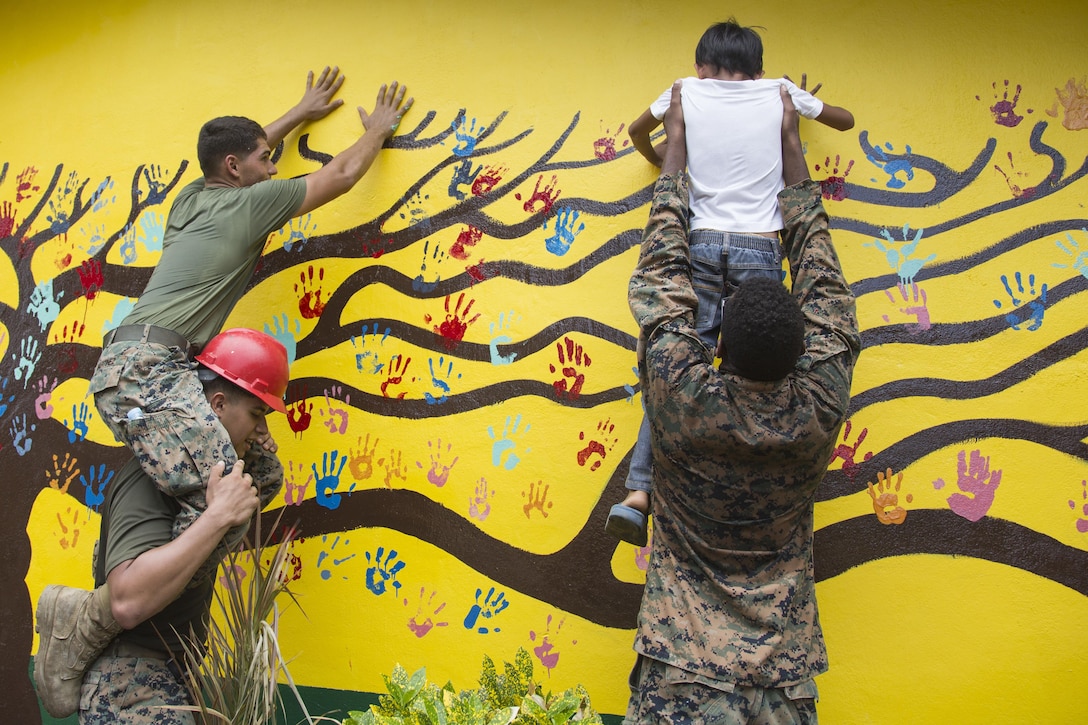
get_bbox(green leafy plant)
[344,649,602,725]
[171,512,321,724]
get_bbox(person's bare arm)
[106,461,259,629]
[661,82,686,175]
[264,67,346,150]
[784,72,854,132]
[629,108,665,166]
[296,81,413,217]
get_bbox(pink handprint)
[881,283,931,333]
[593,123,629,161]
[469,477,495,521]
[406,587,449,638]
[321,386,350,434]
[283,460,313,505]
[416,438,459,487]
[934,449,1002,522]
[34,375,58,420]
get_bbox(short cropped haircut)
[199,367,255,405]
[197,116,266,176]
[695,19,764,78]
[720,277,804,381]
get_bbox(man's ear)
[756,70,766,80]
[207,390,227,416]
[223,154,241,179]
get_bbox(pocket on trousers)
[79,668,103,713]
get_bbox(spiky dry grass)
[172,511,321,725]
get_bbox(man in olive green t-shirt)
[35,67,414,719]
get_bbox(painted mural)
[3,1,1088,723]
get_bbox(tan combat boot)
[34,584,122,718]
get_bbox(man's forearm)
[264,107,308,151]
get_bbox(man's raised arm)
[264,66,346,150]
[295,81,413,217]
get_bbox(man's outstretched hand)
[359,81,414,141]
[781,85,809,187]
[297,66,346,122]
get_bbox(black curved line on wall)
[818,418,1088,501]
[814,509,1088,595]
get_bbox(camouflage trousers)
[624,655,818,725]
[79,642,194,724]
[91,341,284,585]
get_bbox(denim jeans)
[626,229,783,493]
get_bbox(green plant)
[171,513,318,724]
[344,649,603,725]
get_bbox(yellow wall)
[4,1,1088,723]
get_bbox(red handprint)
[294,264,327,319]
[449,225,483,260]
[287,397,313,438]
[577,418,617,471]
[593,123,629,161]
[471,164,507,196]
[550,336,592,401]
[78,259,103,300]
[516,174,561,214]
[0,201,16,238]
[16,166,41,202]
[54,322,86,343]
[830,420,873,482]
[381,355,412,399]
[815,155,854,202]
[428,293,480,351]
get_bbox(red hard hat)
[195,328,289,413]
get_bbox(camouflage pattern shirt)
[628,174,860,688]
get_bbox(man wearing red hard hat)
[37,327,290,722]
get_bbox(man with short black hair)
[623,82,860,724]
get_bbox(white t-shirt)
[650,77,823,232]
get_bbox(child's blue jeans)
[625,229,783,494]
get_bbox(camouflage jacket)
[627,174,860,687]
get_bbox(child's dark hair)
[197,116,266,176]
[720,277,804,381]
[695,19,764,79]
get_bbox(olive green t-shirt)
[95,458,213,653]
[122,176,307,346]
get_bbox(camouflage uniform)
[624,174,859,722]
[79,641,194,725]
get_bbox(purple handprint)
[934,449,1002,522]
[415,438,459,487]
[882,283,931,333]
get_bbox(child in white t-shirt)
[608,19,854,546]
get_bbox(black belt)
[102,324,196,358]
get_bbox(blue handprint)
[138,211,164,253]
[140,164,170,206]
[46,173,78,235]
[488,311,519,366]
[281,214,316,252]
[313,449,348,510]
[1053,230,1088,280]
[450,116,483,157]
[364,546,406,596]
[412,240,444,293]
[463,586,510,634]
[351,323,391,373]
[9,414,36,456]
[80,223,109,256]
[102,297,137,335]
[865,224,935,285]
[13,336,42,387]
[80,464,115,510]
[317,534,356,581]
[119,223,138,264]
[623,365,640,403]
[0,376,15,417]
[543,206,585,256]
[264,313,301,366]
[424,356,461,404]
[487,414,531,470]
[867,141,915,189]
[27,280,63,332]
[993,272,1048,331]
[91,178,116,212]
[448,158,482,201]
[65,402,92,443]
